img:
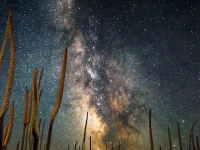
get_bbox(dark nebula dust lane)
[0,0,200,149]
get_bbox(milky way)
[0,0,200,149]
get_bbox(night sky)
[0,0,200,149]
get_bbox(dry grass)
[0,10,200,150]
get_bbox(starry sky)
[0,0,200,149]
